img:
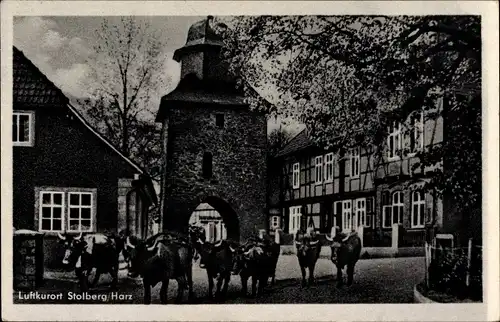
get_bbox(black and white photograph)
[1,1,498,321]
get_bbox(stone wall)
[162,104,268,241]
[13,230,44,290]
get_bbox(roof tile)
[13,47,67,106]
[275,129,313,157]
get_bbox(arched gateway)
[155,17,268,242]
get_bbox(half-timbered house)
[269,99,445,247]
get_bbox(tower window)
[215,114,224,128]
[203,152,213,179]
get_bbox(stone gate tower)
[155,17,268,241]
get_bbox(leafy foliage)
[428,246,482,301]
[268,126,292,156]
[75,17,168,181]
[215,15,481,211]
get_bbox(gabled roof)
[13,47,68,106]
[275,128,313,157]
[13,46,146,176]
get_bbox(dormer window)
[13,111,34,147]
[215,114,224,128]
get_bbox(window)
[392,191,404,225]
[366,197,374,228]
[333,201,342,230]
[342,200,352,232]
[292,162,300,189]
[350,148,360,178]
[411,191,426,228]
[289,206,302,234]
[324,153,334,182]
[13,111,34,146]
[215,114,224,128]
[409,111,424,154]
[39,191,65,232]
[68,192,93,232]
[387,121,402,160]
[383,191,404,228]
[202,152,213,179]
[382,191,404,228]
[314,156,323,184]
[37,188,96,233]
[354,198,366,228]
[270,216,280,229]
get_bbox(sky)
[13,16,303,135]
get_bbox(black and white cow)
[58,232,120,291]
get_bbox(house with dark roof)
[268,102,446,247]
[12,46,157,268]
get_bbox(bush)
[428,246,482,301]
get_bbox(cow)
[295,228,322,287]
[58,232,119,291]
[125,232,195,304]
[231,240,270,297]
[325,227,362,287]
[190,229,236,301]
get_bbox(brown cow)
[125,232,194,304]
[295,228,322,287]
[325,227,362,287]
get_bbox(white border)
[1,1,499,321]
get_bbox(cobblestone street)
[14,256,424,304]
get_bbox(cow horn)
[325,234,333,241]
[214,240,222,247]
[244,249,252,256]
[57,232,65,240]
[229,245,236,253]
[310,240,319,245]
[126,237,135,249]
[147,239,159,252]
[342,235,349,242]
[74,232,83,240]
[197,238,204,245]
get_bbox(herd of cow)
[56,226,362,304]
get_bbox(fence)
[424,238,482,300]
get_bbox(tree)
[215,15,481,213]
[77,17,167,181]
[268,126,292,156]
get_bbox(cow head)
[57,232,85,267]
[231,245,246,275]
[231,242,255,275]
[124,236,159,278]
[295,234,320,258]
[231,243,261,275]
[324,227,354,263]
